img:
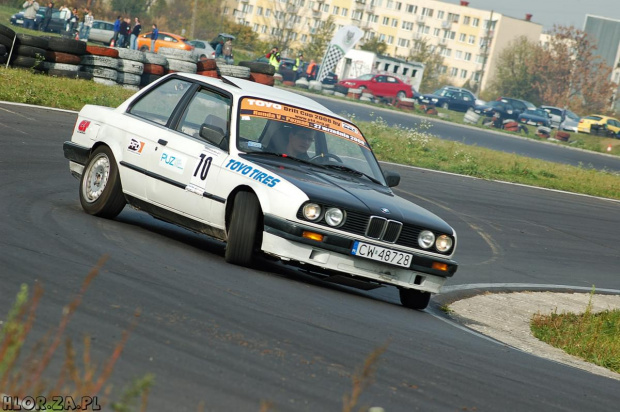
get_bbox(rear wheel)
[399,288,431,310]
[225,192,262,266]
[140,45,149,52]
[396,91,406,100]
[79,146,125,218]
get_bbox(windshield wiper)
[323,164,383,185]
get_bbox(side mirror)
[199,124,227,149]
[383,170,400,187]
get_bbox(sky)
[444,0,620,30]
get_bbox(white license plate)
[351,241,412,268]
[421,99,429,103]
[16,19,23,24]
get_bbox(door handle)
[158,139,168,146]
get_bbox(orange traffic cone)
[110,39,115,47]
[607,144,612,152]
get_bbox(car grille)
[296,207,451,254]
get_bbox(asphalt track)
[1,101,619,411]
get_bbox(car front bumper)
[261,214,457,293]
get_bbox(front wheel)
[396,91,406,100]
[140,45,149,52]
[442,102,449,110]
[79,146,126,218]
[399,288,431,310]
[225,191,262,266]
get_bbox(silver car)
[540,105,581,133]
[187,39,215,60]
[88,20,115,45]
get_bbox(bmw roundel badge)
[381,208,390,214]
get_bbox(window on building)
[472,17,479,27]
[387,35,394,44]
[379,33,386,41]
[463,16,470,25]
[333,6,339,14]
[392,18,398,27]
[468,34,475,44]
[473,72,481,81]
[352,11,362,20]
[441,48,451,57]
[257,6,263,15]
[422,7,433,17]
[396,2,402,11]
[223,7,229,14]
[261,25,267,33]
[448,13,459,23]
[476,54,485,64]
[433,27,440,37]
[252,23,258,31]
[402,21,413,30]
[387,0,394,8]
[398,38,410,47]
[439,65,447,74]
[423,26,429,34]
[437,10,444,19]
[464,52,472,61]
[459,33,466,42]
[265,9,271,17]
[450,67,458,76]
[406,4,417,13]
[382,16,389,25]
[455,50,462,59]
[342,8,348,16]
[460,69,468,79]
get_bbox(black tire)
[16,45,46,58]
[334,84,348,94]
[140,73,162,87]
[16,33,48,49]
[140,45,149,52]
[0,33,15,48]
[238,61,275,75]
[79,146,126,218]
[11,55,44,70]
[225,191,261,266]
[48,68,93,80]
[399,289,431,310]
[0,23,16,39]
[43,36,87,55]
[396,91,407,100]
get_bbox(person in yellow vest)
[266,46,281,71]
[293,52,304,79]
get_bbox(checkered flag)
[317,45,344,83]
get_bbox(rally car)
[63,73,458,310]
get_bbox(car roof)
[164,74,343,119]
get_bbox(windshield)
[356,74,374,81]
[566,110,579,121]
[528,109,548,117]
[237,98,386,185]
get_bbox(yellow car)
[577,114,620,135]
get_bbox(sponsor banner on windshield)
[239,98,369,149]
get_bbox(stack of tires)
[463,108,481,124]
[554,130,570,142]
[114,48,144,91]
[44,37,92,79]
[8,33,48,72]
[196,58,218,78]
[360,90,375,102]
[238,61,274,86]
[346,88,362,100]
[141,51,168,88]
[322,83,335,95]
[217,64,250,80]
[0,24,14,65]
[159,47,196,74]
[536,126,551,138]
[81,53,118,86]
[295,77,309,89]
[503,120,520,132]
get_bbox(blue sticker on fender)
[225,159,280,187]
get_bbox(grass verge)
[531,289,620,374]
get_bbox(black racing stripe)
[120,161,225,203]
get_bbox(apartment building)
[221,0,541,91]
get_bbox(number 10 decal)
[194,153,212,181]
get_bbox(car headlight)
[431,98,438,102]
[303,203,321,221]
[435,235,453,253]
[324,208,344,227]
[418,230,435,249]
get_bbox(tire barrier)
[196,59,217,71]
[158,47,196,63]
[113,47,145,63]
[143,63,165,75]
[117,59,144,75]
[45,50,81,65]
[143,51,168,66]
[81,55,119,70]
[249,72,274,86]
[166,58,197,73]
[85,45,119,58]
[463,109,481,124]
[238,61,275,75]
[217,64,250,79]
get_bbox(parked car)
[540,105,581,133]
[577,115,620,135]
[10,6,64,31]
[62,73,458,310]
[473,100,517,121]
[88,20,115,45]
[338,74,414,100]
[498,97,536,117]
[208,33,235,50]
[187,39,215,60]
[518,108,551,127]
[418,86,479,111]
[137,31,194,53]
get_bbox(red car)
[337,74,414,100]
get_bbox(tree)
[360,37,388,55]
[487,36,539,104]
[110,0,148,16]
[409,38,446,93]
[256,0,313,55]
[301,15,335,62]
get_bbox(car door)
[368,75,386,96]
[145,84,232,225]
[385,76,401,97]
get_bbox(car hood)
[245,155,454,234]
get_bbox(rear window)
[585,116,602,121]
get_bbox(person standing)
[266,46,281,71]
[293,52,304,79]
[306,59,318,80]
[22,0,40,30]
[68,7,78,35]
[123,17,132,48]
[150,24,158,52]
[58,4,70,31]
[222,39,233,64]
[112,15,121,46]
[130,17,141,50]
[118,17,128,48]
[40,2,53,32]
[81,9,93,41]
